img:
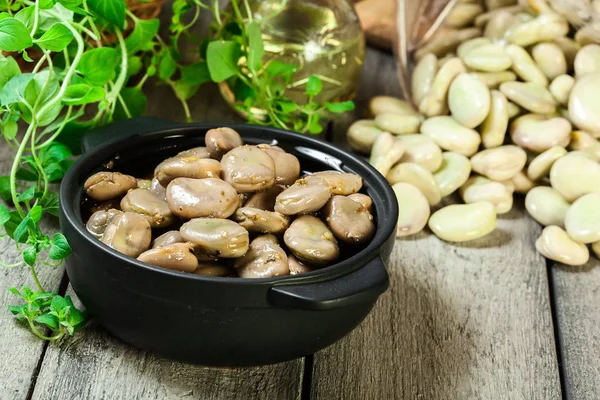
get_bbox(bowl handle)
[81,117,179,153]
[268,257,390,311]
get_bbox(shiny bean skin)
[85,172,137,201]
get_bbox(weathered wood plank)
[0,149,64,400]
[551,258,600,400]
[311,46,562,400]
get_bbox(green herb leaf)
[308,114,323,134]
[159,53,176,80]
[206,40,240,83]
[181,62,211,86]
[0,18,33,52]
[124,19,159,54]
[29,205,43,223]
[20,70,62,126]
[87,0,125,28]
[5,211,26,241]
[246,21,264,73]
[0,176,11,202]
[0,203,9,226]
[39,0,56,9]
[23,246,37,266]
[2,119,17,140]
[39,4,74,30]
[114,86,146,120]
[35,313,59,330]
[0,56,21,92]
[0,73,33,106]
[276,99,297,114]
[63,84,105,105]
[41,192,59,216]
[17,186,35,202]
[35,23,73,51]
[40,142,72,165]
[43,163,65,182]
[14,7,34,31]
[324,101,355,113]
[127,56,142,77]
[305,76,323,97]
[7,304,26,318]
[59,0,83,9]
[78,48,118,86]
[49,233,71,260]
[265,61,298,81]
[49,295,69,316]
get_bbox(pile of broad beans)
[347,0,600,266]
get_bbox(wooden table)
[1,37,600,400]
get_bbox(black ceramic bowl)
[59,117,398,366]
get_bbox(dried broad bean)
[510,114,571,152]
[574,44,600,77]
[505,44,549,87]
[535,226,590,266]
[411,54,438,105]
[569,130,600,161]
[525,187,570,228]
[549,74,574,105]
[499,81,555,114]
[532,42,567,80]
[511,170,537,194]
[565,193,600,244]
[481,90,509,148]
[429,202,497,242]
[375,113,421,135]
[397,134,443,172]
[347,120,384,154]
[470,145,527,181]
[448,73,491,128]
[434,152,472,197]
[568,72,600,136]
[550,152,600,202]
[473,71,518,88]
[369,132,405,176]
[462,43,512,72]
[419,58,466,117]
[527,146,567,181]
[392,182,430,237]
[369,96,417,116]
[460,176,514,214]
[421,116,481,156]
[387,163,441,206]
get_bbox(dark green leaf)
[222,22,242,37]
[114,86,146,120]
[181,62,211,86]
[198,37,209,59]
[14,7,34,31]
[13,216,29,242]
[246,21,264,72]
[35,23,73,51]
[56,120,92,155]
[41,192,59,216]
[29,205,42,223]
[17,186,35,202]
[23,246,36,266]
[58,0,83,9]
[39,0,55,9]
[2,119,17,140]
[0,73,33,106]
[0,56,21,92]
[63,84,105,105]
[78,48,118,86]
[230,77,256,102]
[276,100,297,114]
[49,295,69,316]
[0,18,33,52]
[8,287,22,297]
[44,162,65,182]
[127,56,142,77]
[87,0,125,28]
[265,60,298,81]
[324,101,355,113]
[0,176,11,202]
[124,18,159,54]
[171,80,200,101]
[15,167,38,181]
[7,304,26,317]
[206,40,240,83]
[5,211,25,241]
[308,113,322,134]
[305,76,323,97]
[49,233,71,260]
[35,313,59,329]
[159,53,176,80]
[20,71,62,127]
[0,204,9,226]
[22,286,33,297]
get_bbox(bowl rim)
[60,122,399,286]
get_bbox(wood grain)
[311,47,562,400]
[0,148,65,400]
[551,258,600,400]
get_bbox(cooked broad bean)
[244,185,285,210]
[221,145,276,192]
[347,193,374,212]
[205,127,243,159]
[234,235,289,278]
[86,209,122,239]
[233,207,290,235]
[323,195,375,245]
[288,254,313,275]
[193,263,234,277]
[137,243,199,272]
[101,212,152,258]
[167,178,239,219]
[307,171,363,195]
[154,156,221,186]
[274,177,331,215]
[152,230,184,248]
[120,188,174,228]
[180,218,249,258]
[284,215,340,266]
[85,172,137,201]
[257,144,301,185]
